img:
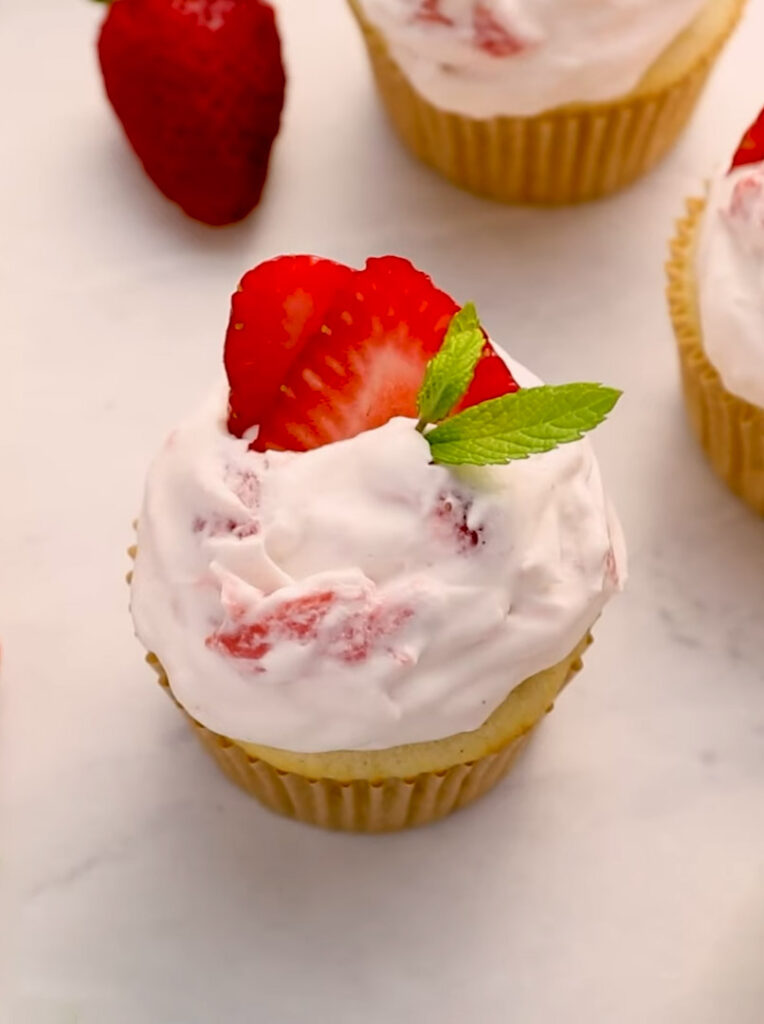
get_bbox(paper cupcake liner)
[146,637,591,832]
[347,0,743,204]
[667,199,764,515]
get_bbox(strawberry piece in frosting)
[208,590,336,661]
[323,602,414,664]
[192,515,259,539]
[472,3,527,57]
[412,0,453,25]
[225,464,261,511]
[431,492,484,552]
[206,582,413,665]
[728,172,764,226]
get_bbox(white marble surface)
[2,1,764,1021]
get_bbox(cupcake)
[347,0,745,204]
[130,255,625,831]
[667,109,764,515]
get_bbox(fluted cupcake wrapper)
[667,199,764,515]
[146,639,590,833]
[347,0,743,204]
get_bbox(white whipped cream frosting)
[696,162,764,409]
[131,358,625,753]
[356,0,705,117]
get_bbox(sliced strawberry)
[455,343,519,412]
[223,253,518,452]
[473,3,526,57]
[252,256,518,452]
[730,108,764,172]
[252,256,457,451]
[224,255,353,436]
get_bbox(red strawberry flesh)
[206,587,413,664]
[223,254,519,452]
[431,492,484,551]
[413,0,454,25]
[472,3,527,57]
[207,590,336,660]
[97,0,286,225]
[454,343,518,412]
[252,256,458,451]
[730,107,764,172]
[225,256,353,435]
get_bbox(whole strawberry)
[96,0,286,225]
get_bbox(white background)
[2,1,764,1021]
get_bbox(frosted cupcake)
[130,255,625,831]
[347,0,745,203]
[667,109,764,514]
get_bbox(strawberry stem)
[415,417,429,434]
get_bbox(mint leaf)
[416,302,485,430]
[425,383,621,466]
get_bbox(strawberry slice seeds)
[225,255,353,436]
[224,254,518,452]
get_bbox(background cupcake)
[348,0,746,203]
[131,255,625,832]
[667,108,764,515]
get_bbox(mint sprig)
[416,302,484,431]
[424,383,621,466]
[416,306,621,467]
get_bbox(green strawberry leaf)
[425,383,621,466]
[416,302,485,430]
